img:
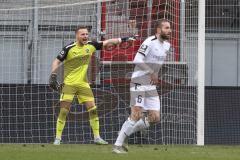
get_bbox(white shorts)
[130,83,160,111]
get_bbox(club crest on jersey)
[138,44,148,54]
[86,49,90,53]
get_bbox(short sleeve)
[56,42,75,62]
[88,41,103,50]
[56,47,68,62]
[137,40,151,57]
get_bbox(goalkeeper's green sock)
[88,106,100,139]
[56,107,69,140]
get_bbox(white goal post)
[197,0,205,146]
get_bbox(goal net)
[0,0,199,144]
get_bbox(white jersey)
[131,35,170,85]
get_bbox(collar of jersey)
[75,42,85,48]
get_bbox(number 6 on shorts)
[137,95,143,103]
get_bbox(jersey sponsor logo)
[138,44,148,54]
[149,54,166,61]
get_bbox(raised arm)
[102,38,121,47]
[102,36,137,48]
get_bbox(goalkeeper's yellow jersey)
[56,41,103,85]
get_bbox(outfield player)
[113,19,171,153]
[49,26,135,145]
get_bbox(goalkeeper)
[49,26,135,145]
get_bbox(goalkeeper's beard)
[78,40,88,45]
[76,38,88,45]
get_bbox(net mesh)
[204,0,240,144]
[0,0,198,144]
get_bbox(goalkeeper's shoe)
[94,137,108,145]
[53,138,61,145]
[112,145,128,154]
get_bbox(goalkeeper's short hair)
[75,26,89,34]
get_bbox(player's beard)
[160,32,170,41]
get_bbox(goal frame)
[197,0,205,146]
[99,0,206,146]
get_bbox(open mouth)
[82,39,88,44]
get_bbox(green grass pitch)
[1,144,240,160]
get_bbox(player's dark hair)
[75,26,88,34]
[155,19,170,29]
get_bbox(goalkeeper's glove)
[120,35,138,42]
[49,73,60,91]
